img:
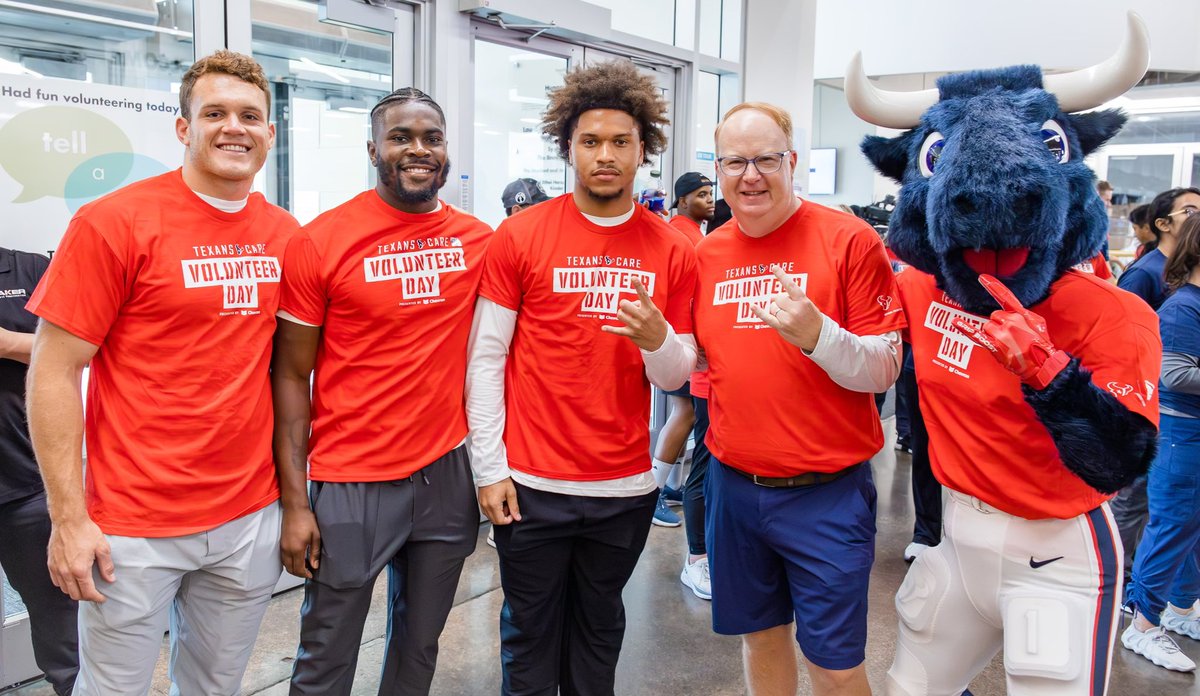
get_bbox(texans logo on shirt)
[363,237,467,301]
[712,270,807,326]
[877,295,893,311]
[182,243,279,313]
[1107,382,1133,397]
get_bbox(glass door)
[470,26,578,229]
[251,0,411,224]
[1091,144,1187,254]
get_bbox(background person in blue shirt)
[1124,212,1200,671]
[1118,187,1200,311]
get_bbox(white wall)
[809,83,876,207]
[814,0,1200,80]
[742,0,817,194]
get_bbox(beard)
[378,157,451,205]
[582,184,626,202]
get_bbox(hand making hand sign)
[601,278,669,351]
[952,273,1069,390]
[749,265,824,352]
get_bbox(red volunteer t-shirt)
[668,214,704,247]
[895,268,1160,519]
[694,202,906,476]
[27,169,297,537]
[280,193,492,481]
[479,195,697,481]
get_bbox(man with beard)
[273,87,491,696]
[466,60,697,696]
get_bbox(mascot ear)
[861,135,908,183]
[1071,109,1127,157]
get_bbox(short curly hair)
[179,50,271,120]
[542,60,669,166]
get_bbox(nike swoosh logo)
[1029,556,1064,569]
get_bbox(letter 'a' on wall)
[0,0,195,255]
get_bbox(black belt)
[725,462,860,488]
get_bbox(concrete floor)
[9,450,1200,695]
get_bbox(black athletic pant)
[0,490,78,695]
[901,351,942,546]
[494,483,656,696]
[683,396,710,556]
[290,447,478,696]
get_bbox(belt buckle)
[971,496,991,515]
[751,474,769,487]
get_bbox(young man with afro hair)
[466,60,698,695]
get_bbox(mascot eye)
[1040,119,1069,164]
[918,131,945,178]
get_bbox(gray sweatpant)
[289,446,478,696]
[75,502,283,696]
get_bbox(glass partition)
[251,0,399,223]
[472,39,569,229]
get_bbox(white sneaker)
[1122,624,1197,672]
[486,526,496,549]
[680,557,712,600]
[1162,605,1200,640]
[903,542,930,562]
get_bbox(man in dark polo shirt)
[0,246,77,695]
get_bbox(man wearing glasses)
[692,102,904,696]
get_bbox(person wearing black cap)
[667,172,715,245]
[501,177,552,217]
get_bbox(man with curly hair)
[466,60,697,696]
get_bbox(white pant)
[886,491,1122,696]
[75,502,283,696]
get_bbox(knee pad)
[1001,592,1087,682]
[895,548,952,640]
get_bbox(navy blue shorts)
[664,380,691,398]
[706,458,877,670]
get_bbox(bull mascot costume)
[850,12,1159,695]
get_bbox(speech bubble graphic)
[0,106,132,203]
[64,153,171,213]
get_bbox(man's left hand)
[952,274,1069,390]
[750,266,823,352]
[601,278,669,351]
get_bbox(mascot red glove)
[952,274,1069,390]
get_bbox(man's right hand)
[47,517,113,602]
[281,508,321,579]
[478,478,522,525]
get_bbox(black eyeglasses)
[715,150,792,176]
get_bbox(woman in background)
[1124,212,1200,672]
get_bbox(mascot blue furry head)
[851,13,1149,315]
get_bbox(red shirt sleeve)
[1079,319,1161,427]
[478,223,523,312]
[664,244,697,335]
[278,233,327,326]
[26,215,128,346]
[841,230,907,336]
